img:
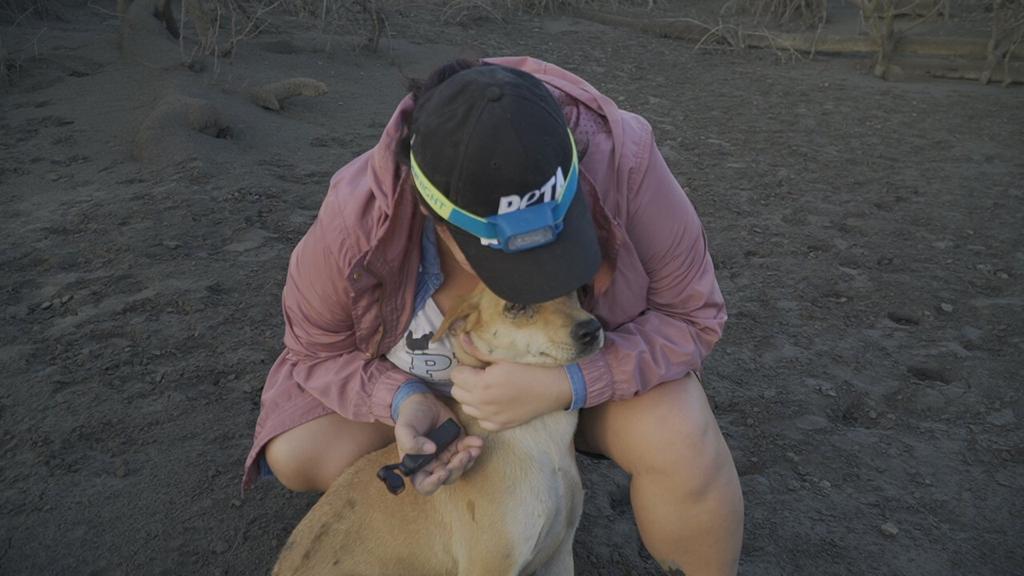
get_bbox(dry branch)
[850,0,946,18]
[573,10,717,43]
[983,0,1024,84]
[722,0,827,27]
[904,56,1024,83]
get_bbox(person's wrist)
[563,363,587,411]
[392,380,432,422]
[550,365,574,411]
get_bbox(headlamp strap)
[409,130,579,248]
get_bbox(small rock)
[795,415,829,431]
[40,301,52,310]
[819,480,832,490]
[817,384,837,397]
[880,522,899,537]
[868,410,878,419]
[47,172,61,181]
[986,408,1015,427]
[787,480,801,491]
[785,451,800,463]
[958,323,983,340]
[230,498,241,508]
[61,294,73,304]
[882,64,905,81]
[887,310,920,326]
[995,270,1009,280]
[115,463,127,478]
[163,241,183,249]
[938,303,953,313]
[212,541,229,554]
[907,364,949,384]
[743,474,770,493]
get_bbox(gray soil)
[1,1,1021,575]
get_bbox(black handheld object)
[377,418,463,495]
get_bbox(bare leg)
[264,413,394,492]
[576,374,744,576]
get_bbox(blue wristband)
[564,363,587,411]
[391,380,432,422]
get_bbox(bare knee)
[264,414,393,493]
[611,377,737,498]
[264,435,334,493]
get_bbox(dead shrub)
[177,0,281,60]
[440,1,659,22]
[858,0,947,79]
[983,0,1024,84]
[266,0,389,51]
[721,0,828,27]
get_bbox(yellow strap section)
[409,152,487,223]
[409,128,577,224]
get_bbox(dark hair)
[395,58,485,168]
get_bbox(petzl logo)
[497,166,566,215]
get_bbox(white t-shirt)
[385,298,457,393]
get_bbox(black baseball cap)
[409,64,601,304]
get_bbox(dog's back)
[273,404,581,576]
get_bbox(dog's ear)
[434,291,482,342]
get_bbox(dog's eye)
[503,302,532,318]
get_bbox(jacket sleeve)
[576,131,727,406]
[270,214,409,425]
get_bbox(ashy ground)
[1,1,1021,574]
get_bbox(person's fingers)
[413,467,449,495]
[456,435,484,451]
[394,424,436,457]
[478,419,501,432]
[459,403,486,421]
[443,451,472,485]
[449,383,471,406]
[459,333,499,363]
[450,365,484,388]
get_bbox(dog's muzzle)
[571,318,604,356]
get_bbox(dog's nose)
[571,318,603,350]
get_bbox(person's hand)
[394,393,484,495]
[450,336,574,432]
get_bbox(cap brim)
[451,191,602,305]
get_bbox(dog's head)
[436,285,604,368]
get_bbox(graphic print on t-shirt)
[404,329,453,381]
[405,330,434,352]
[386,298,457,385]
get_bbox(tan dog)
[273,285,604,576]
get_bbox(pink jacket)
[242,57,726,489]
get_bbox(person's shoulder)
[314,148,398,262]
[616,110,655,178]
